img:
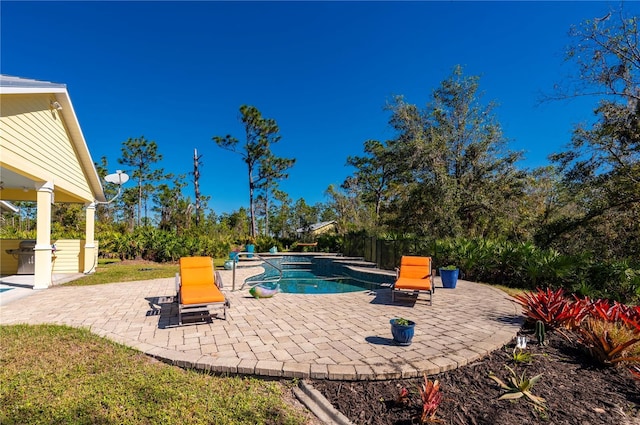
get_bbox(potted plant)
[439,265,459,288]
[390,317,416,346]
[245,237,256,258]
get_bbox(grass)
[10,259,310,424]
[0,324,308,425]
[492,283,527,298]
[63,258,226,286]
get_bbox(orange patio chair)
[392,255,434,304]
[176,256,229,325]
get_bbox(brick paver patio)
[0,266,523,380]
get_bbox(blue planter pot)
[390,319,415,346]
[246,244,255,258]
[440,268,459,288]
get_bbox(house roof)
[0,75,67,92]
[0,74,106,203]
[296,220,337,233]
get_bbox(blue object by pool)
[0,288,14,293]
[440,268,459,288]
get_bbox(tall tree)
[292,198,319,240]
[539,7,640,258]
[382,66,525,238]
[326,183,376,234]
[118,136,167,227]
[153,174,189,232]
[259,153,295,236]
[345,139,396,226]
[213,105,295,238]
[268,189,293,238]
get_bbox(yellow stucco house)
[0,75,106,289]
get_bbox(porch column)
[83,202,96,274]
[33,181,54,289]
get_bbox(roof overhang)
[0,75,106,203]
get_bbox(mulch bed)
[311,328,640,425]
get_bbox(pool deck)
[0,265,523,381]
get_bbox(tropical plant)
[586,298,627,323]
[396,386,410,405]
[512,287,570,329]
[418,373,443,423]
[393,318,411,326]
[576,318,640,366]
[558,296,591,330]
[510,347,535,364]
[621,309,640,334]
[488,365,545,407]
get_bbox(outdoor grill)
[5,240,36,274]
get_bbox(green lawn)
[63,258,226,286]
[0,324,308,425]
[3,259,312,424]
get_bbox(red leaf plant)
[619,305,640,331]
[512,287,571,329]
[558,296,591,330]
[587,299,625,322]
[621,311,640,334]
[396,386,410,405]
[577,318,640,366]
[418,373,443,423]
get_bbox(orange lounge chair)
[176,256,229,325]
[392,255,434,304]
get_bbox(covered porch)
[0,75,107,289]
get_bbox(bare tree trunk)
[193,149,202,226]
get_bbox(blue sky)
[2,1,632,215]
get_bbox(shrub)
[512,288,571,329]
[576,318,640,366]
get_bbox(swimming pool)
[275,272,379,294]
[245,255,391,294]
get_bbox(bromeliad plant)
[489,365,546,408]
[512,287,571,329]
[576,318,640,366]
[513,287,640,371]
[395,373,444,423]
[396,386,410,405]
[418,373,443,423]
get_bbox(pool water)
[248,270,378,294]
